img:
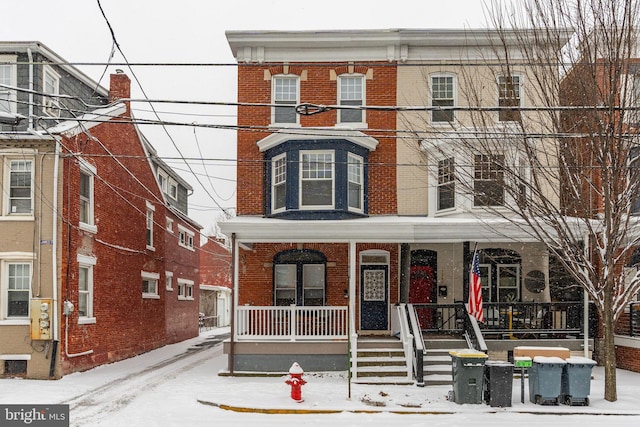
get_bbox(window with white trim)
[146,202,155,250]
[177,278,194,300]
[437,157,455,211]
[167,178,178,200]
[77,254,96,322]
[43,66,60,117]
[4,262,31,318]
[158,171,167,194]
[300,151,334,208]
[6,159,33,215]
[431,74,455,123]
[272,154,287,212]
[338,75,364,123]
[0,57,17,114]
[178,225,195,250]
[79,160,96,230]
[474,154,505,207]
[142,271,159,298]
[347,153,363,211]
[498,75,522,122]
[166,217,174,233]
[272,75,299,124]
[274,250,326,306]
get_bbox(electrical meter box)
[30,299,52,340]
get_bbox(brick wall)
[59,73,198,374]
[615,344,640,373]
[235,62,397,216]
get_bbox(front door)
[360,265,388,330]
[410,265,436,328]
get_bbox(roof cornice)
[226,28,573,63]
[257,128,379,152]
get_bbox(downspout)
[229,233,237,376]
[48,137,60,377]
[27,48,34,129]
[51,138,60,340]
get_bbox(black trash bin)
[484,360,514,407]
[561,357,596,406]
[449,350,488,404]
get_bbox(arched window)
[273,250,326,306]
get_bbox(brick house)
[199,237,232,328]
[0,41,200,378]
[220,29,590,380]
[560,53,640,373]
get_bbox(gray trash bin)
[529,356,566,405]
[483,361,514,407]
[449,350,488,404]
[561,357,596,406]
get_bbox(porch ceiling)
[218,215,550,243]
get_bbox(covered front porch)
[219,215,592,379]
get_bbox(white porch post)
[349,240,357,379]
[349,240,357,331]
[232,236,239,341]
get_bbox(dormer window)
[43,66,60,118]
[0,56,17,114]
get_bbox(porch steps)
[353,337,413,385]
[423,337,469,386]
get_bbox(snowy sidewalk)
[197,330,640,417]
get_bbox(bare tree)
[408,0,639,401]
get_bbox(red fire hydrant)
[285,362,306,402]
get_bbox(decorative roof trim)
[257,128,379,152]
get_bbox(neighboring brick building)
[0,41,200,378]
[199,237,232,327]
[560,54,640,373]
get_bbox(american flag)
[468,250,484,323]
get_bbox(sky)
[0,0,494,233]
[1,327,639,426]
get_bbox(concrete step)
[357,349,405,358]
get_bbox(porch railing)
[412,301,593,338]
[235,305,348,341]
[616,301,640,337]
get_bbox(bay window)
[300,151,334,208]
[348,153,363,211]
[474,154,505,207]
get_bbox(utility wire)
[96,0,230,215]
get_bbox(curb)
[196,399,640,417]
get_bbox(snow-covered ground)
[1,328,639,426]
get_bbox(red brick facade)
[234,60,401,325]
[59,73,199,374]
[236,62,397,216]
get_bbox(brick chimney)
[109,70,131,113]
